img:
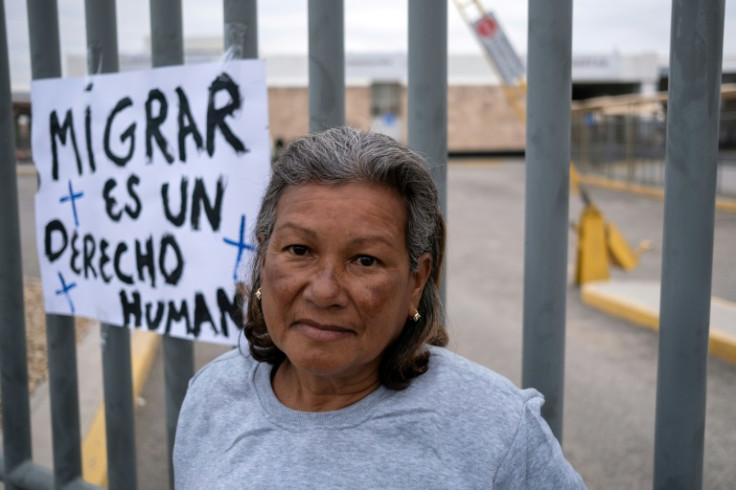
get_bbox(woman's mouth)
[294,319,353,342]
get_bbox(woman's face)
[259,181,431,385]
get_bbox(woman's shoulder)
[187,347,258,394]
[404,347,585,487]
[177,348,263,435]
[401,346,544,443]
[423,345,539,408]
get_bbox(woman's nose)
[304,261,347,308]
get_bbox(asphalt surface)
[446,161,736,490]
[15,160,736,489]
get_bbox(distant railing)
[571,86,736,198]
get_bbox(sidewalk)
[0,323,160,486]
[582,280,736,365]
[0,321,102,483]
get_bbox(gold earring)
[412,310,421,322]
[255,288,262,301]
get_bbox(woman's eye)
[355,255,377,267]
[287,245,309,256]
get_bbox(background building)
[12,41,736,160]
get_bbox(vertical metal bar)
[407,0,448,302]
[27,0,62,79]
[86,1,119,74]
[149,3,194,488]
[46,322,82,487]
[521,0,573,441]
[99,327,136,490]
[224,0,258,59]
[408,0,448,217]
[654,0,725,487]
[27,1,86,486]
[0,1,33,488]
[84,2,139,489]
[151,0,184,68]
[307,0,344,132]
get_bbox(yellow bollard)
[575,204,610,285]
[606,222,639,271]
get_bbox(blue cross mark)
[223,215,255,281]
[59,180,84,227]
[54,272,77,314]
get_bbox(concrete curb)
[581,284,658,331]
[581,281,736,366]
[81,330,161,487]
[578,174,736,213]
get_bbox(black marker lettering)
[45,219,68,262]
[145,301,165,331]
[216,287,240,338]
[161,178,188,227]
[135,236,156,288]
[99,239,112,283]
[159,234,184,285]
[145,89,174,164]
[193,292,215,337]
[104,97,136,167]
[70,230,81,275]
[50,109,83,181]
[125,174,142,219]
[165,299,191,335]
[84,106,96,173]
[176,87,203,162]
[114,242,134,285]
[82,234,98,279]
[103,178,123,221]
[191,176,225,231]
[206,73,247,157]
[119,289,142,327]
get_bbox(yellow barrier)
[575,204,610,285]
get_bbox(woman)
[174,128,585,489]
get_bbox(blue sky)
[5,0,736,91]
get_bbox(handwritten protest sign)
[32,60,270,345]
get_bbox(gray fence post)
[224,0,258,60]
[0,1,33,488]
[521,0,573,441]
[84,1,139,489]
[407,0,448,304]
[26,1,86,485]
[308,0,345,132]
[408,0,448,218]
[653,0,725,487]
[148,2,195,487]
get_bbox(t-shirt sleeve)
[492,395,586,489]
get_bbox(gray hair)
[243,127,447,389]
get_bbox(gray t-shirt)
[174,345,585,489]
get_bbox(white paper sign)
[32,60,270,345]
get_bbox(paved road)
[16,160,736,489]
[447,161,736,489]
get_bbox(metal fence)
[571,86,736,198]
[0,0,726,489]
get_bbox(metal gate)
[0,0,725,489]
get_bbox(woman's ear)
[409,253,432,313]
